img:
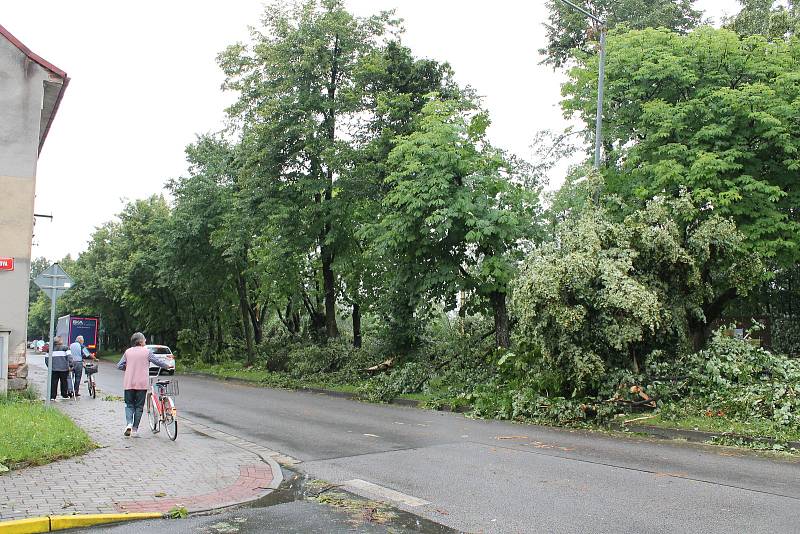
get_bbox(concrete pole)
[45,288,56,406]
[556,0,606,169]
[594,27,607,169]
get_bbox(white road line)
[343,479,430,507]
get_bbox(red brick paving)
[114,464,274,513]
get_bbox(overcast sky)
[2,0,739,260]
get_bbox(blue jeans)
[72,363,83,394]
[124,390,147,429]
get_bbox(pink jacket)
[118,346,169,390]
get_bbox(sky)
[1,0,740,260]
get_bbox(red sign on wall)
[0,257,14,271]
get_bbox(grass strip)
[0,393,94,471]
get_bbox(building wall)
[0,37,56,366]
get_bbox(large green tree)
[219,0,397,339]
[339,41,458,348]
[563,27,800,269]
[372,97,540,349]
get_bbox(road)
[48,355,800,534]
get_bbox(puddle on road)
[242,469,458,533]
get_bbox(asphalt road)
[44,355,800,534]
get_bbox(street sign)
[34,263,73,299]
[0,257,13,271]
[35,263,73,405]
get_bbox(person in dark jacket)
[47,336,72,400]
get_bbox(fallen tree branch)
[360,357,395,375]
[623,414,659,425]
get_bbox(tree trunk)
[689,287,739,351]
[236,273,255,366]
[249,304,263,345]
[319,33,340,340]
[352,302,362,349]
[490,290,510,348]
[321,244,339,338]
[206,319,215,359]
[216,313,224,353]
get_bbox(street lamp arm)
[557,0,605,25]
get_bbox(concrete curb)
[179,417,286,515]
[0,513,162,533]
[615,422,800,450]
[181,371,470,413]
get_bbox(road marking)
[363,433,380,437]
[344,479,430,507]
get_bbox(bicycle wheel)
[163,396,177,441]
[146,392,159,432]
[88,376,96,399]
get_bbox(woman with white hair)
[117,332,173,437]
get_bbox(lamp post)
[557,0,606,169]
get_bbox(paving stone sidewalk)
[0,364,276,521]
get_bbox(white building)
[0,23,68,393]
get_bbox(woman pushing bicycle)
[117,332,174,437]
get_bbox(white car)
[146,344,176,375]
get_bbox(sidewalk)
[0,363,279,521]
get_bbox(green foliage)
[541,0,702,67]
[724,0,800,40]
[512,194,763,395]
[563,27,800,267]
[650,331,800,430]
[358,362,430,402]
[772,315,800,356]
[167,506,189,519]
[371,96,541,349]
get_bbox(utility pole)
[557,0,607,169]
[33,263,73,406]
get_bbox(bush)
[511,197,763,396]
[649,331,800,428]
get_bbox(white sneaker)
[131,429,140,438]
[124,425,132,437]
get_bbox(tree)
[372,97,540,349]
[339,40,458,348]
[166,136,246,362]
[540,0,702,67]
[28,257,49,308]
[512,194,763,395]
[219,0,398,339]
[563,27,800,268]
[724,0,800,40]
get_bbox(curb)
[181,371,470,413]
[179,417,286,515]
[614,422,800,450]
[0,513,162,533]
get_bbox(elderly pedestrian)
[69,335,93,397]
[117,332,173,437]
[46,336,72,400]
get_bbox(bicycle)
[146,367,178,441]
[83,361,98,399]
